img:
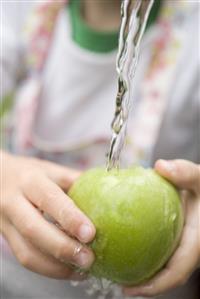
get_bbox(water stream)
[107,0,154,170]
[71,0,154,298]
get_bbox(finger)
[6,194,95,270]
[155,159,200,193]
[22,173,96,243]
[4,219,86,280]
[38,159,81,190]
[124,201,199,297]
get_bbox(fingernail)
[160,160,176,174]
[78,224,93,243]
[73,247,94,269]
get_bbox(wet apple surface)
[69,167,184,285]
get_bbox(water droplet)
[70,281,80,287]
[171,213,177,222]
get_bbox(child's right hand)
[0,151,96,280]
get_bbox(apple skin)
[69,167,184,285]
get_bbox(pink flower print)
[150,90,160,101]
[16,78,41,150]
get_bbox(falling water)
[107,0,154,170]
[71,0,154,298]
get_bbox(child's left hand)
[123,159,200,298]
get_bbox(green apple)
[69,167,184,285]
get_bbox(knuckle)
[59,207,74,227]
[2,194,21,215]
[176,275,188,287]
[55,241,74,261]
[47,189,59,203]
[22,221,37,239]
[17,251,31,268]
[20,168,38,189]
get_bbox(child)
[1,1,199,298]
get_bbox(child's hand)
[124,159,200,297]
[0,151,96,280]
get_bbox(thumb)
[155,159,200,194]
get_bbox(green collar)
[68,0,163,53]
[68,0,119,53]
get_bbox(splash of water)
[107,0,154,170]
